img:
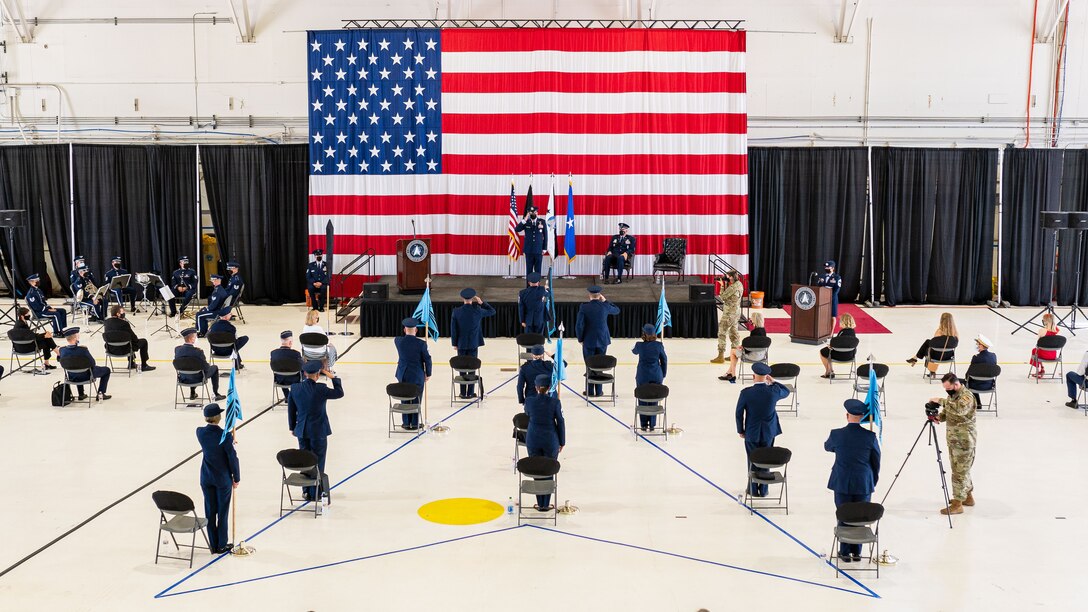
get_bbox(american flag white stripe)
[442,50,745,73]
[357,254,749,277]
[310,174,748,197]
[309,214,749,237]
[442,92,746,115]
[441,133,748,156]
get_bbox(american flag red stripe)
[308,27,748,278]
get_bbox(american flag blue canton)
[307,29,442,175]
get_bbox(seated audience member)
[208,313,249,370]
[270,330,304,399]
[11,307,60,369]
[820,313,858,379]
[966,334,997,408]
[301,309,338,370]
[719,312,766,383]
[1030,313,1060,378]
[176,327,226,401]
[1065,348,1088,409]
[906,312,958,378]
[103,305,156,372]
[58,327,111,401]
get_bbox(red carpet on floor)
[759,304,891,334]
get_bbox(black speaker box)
[1068,212,1088,230]
[1041,211,1070,229]
[689,283,714,302]
[0,209,27,229]
[363,282,388,301]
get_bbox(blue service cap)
[534,374,551,387]
[210,274,223,281]
[303,360,323,374]
[825,259,837,269]
[111,256,122,263]
[178,255,189,263]
[62,326,80,337]
[203,403,224,417]
[226,261,239,269]
[460,288,476,299]
[72,255,85,262]
[587,285,602,294]
[844,399,868,416]
[26,273,40,282]
[642,323,656,335]
[402,317,420,327]
[312,249,324,256]
[280,330,293,339]
[529,345,545,356]
[618,222,630,230]
[751,362,771,376]
[181,327,198,337]
[526,272,541,283]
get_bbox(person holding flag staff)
[196,403,240,554]
[632,323,668,432]
[518,272,548,335]
[516,204,547,279]
[576,286,620,397]
[288,360,344,502]
[451,287,495,399]
[824,399,881,563]
[395,317,433,431]
[518,345,552,405]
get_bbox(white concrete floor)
[0,303,1085,611]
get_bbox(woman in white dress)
[300,309,338,369]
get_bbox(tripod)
[1056,231,1088,330]
[880,418,954,529]
[0,225,22,327]
[1004,229,1073,336]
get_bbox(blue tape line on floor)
[563,382,880,599]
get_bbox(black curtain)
[0,144,70,297]
[201,145,308,304]
[1000,148,1064,306]
[872,148,996,305]
[748,147,868,306]
[72,145,197,287]
[1056,150,1088,305]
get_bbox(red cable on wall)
[1025,0,1039,148]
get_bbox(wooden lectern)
[789,284,832,344]
[396,238,430,294]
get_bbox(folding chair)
[852,363,889,414]
[743,446,791,514]
[231,284,247,324]
[58,354,99,407]
[1030,335,1066,383]
[102,330,136,377]
[924,336,958,382]
[769,363,801,415]
[583,354,617,404]
[516,333,546,364]
[827,336,860,383]
[387,382,422,436]
[516,456,560,525]
[173,356,210,409]
[449,355,484,405]
[300,332,332,368]
[7,328,44,374]
[276,449,324,518]
[832,501,884,578]
[632,383,669,439]
[152,490,210,568]
[270,358,302,405]
[737,336,772,382]
[966,362,1001,416]
[205,331,237,371]
[512,413,529,472]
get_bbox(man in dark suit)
[58,327,112,401]
[824,399,881,562]
[735,362,789,496]
[576,285,620,397]
[450,287,495,398]
[103,305,155,372]
[195,274,230,337]
[196,403,240,554]
[288,360,345,501]
[175,327,226,401]
[395,317,432,430]
[208,313,249,370]
[518,272,549,335]
[271,330,304,400]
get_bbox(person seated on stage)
[906,311,958,378]
[168,255,198,318]
[104,305,156,372]
[176,327,226,401]
[719,312,766,383]
[58,327,111,401]
[815,259,842,330]
[1065,348,1088,409]
[70,264,106,322]
[208,313,249,370]
[195,274,230,337]
[104,256,139,311]
[306,249,330,312]
[11,307,60,369]
[517,345,553,405]
[1030,313,1061,378]
[820,312,857,379]
[301,309,338,370]
[601,222,636,284]
[271,330,305,399]
[25,273,68,334]
[966,334,997,408]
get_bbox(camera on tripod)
[924,401,940,417]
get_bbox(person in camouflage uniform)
[712,272,743,369]
[930,372,976,515]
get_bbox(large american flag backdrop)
[307,28,747,279]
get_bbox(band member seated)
[169,255,198,318]
[71,264,106,321]
[104,256,139,311]
[26,273,68,333]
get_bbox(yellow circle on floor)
[418,498,505,525]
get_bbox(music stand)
[151,282,178,338]
[108,274,132,309]
[81,286,111,338]
[141,274,168,317]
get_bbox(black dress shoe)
[1067,399,1080,409]
[44,364,57,370]
[141,364,157,372]
[838,553,855,563]
[852,554,863,562]
[217,544,233,554]
[213,393,226,401]
[77,394,88,401]
[97,393,111,400]
[403,424,418,431]
[465,392,477,399]
[189,391,199,400]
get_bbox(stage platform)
[354,275,717,338]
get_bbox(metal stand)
[0,225,24,327]
[880,419,954,529]
[1057,231,1087,330]
[998,229,1075,336]
[502,260,517,280]
[150,314,178,338]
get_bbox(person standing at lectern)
[515,205,547,279]
[816,259,842,330]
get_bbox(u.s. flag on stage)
[307,28,748,277]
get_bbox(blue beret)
[62,327,80,337]
[203,403,224,417]
[529,345,545,355]
[526,272,541,283]
[280,330,293,339]
[534,374,551,387]
[642,323,656,335]
[825,260,837,269]
[751,362,771,376]
[618,222,630,229]
[111,256,122,263]
[402,317,419,327]
[844,399,867,415]
[26,273,39,282]
[303,360,323,374]
[178,255,189,263]
[460,288,476,299]
[210,274,223,280]
[181,327,198,336]
[226,261,239,268]
[587,285,602,294]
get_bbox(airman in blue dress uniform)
[306,249,330,312]
[104,256,138,310]
[208,314,249,369]
[576,285,620,397]
[176,327,226,400]
[395,317,432,430]
[518,272,549,335]
[824,398,881,562]
[816,259,842,328]
[288,360,344,500]
[71,264,106,321]
[271,330,305,399]
[517,345,554,404]
[451,287,495,399]
[225,261,243,303]
[515,205,548,278]
[735,362,790,496]
[58,326,111,400]
[195,274,230,337]
[70,255,99,294]
[168,256,198,318]
[26,273,67,333]
[196,403,240,554]
[633,323,668,431]
[524,373,566,510]
[602,222,636,284]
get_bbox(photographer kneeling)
[928,373,977,515]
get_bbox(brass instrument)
[83,279,100,301]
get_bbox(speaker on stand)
[0,209,29,327]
